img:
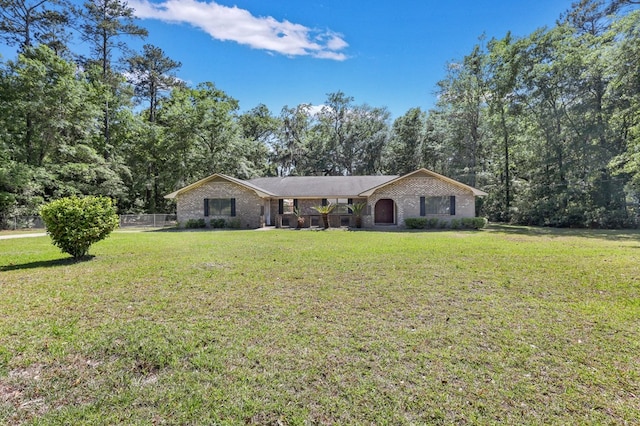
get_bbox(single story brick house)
[164,168,487,229]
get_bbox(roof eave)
[359,168,488,197]
[164,173,274,199]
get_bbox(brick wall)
[362,176,477,228]
[175,174,479,229]
[175,178,264,228]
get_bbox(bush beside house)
[405,217,487,230]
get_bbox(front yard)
[1,227,639,424]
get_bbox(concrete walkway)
[0,232,47,240]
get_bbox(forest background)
[1,0,640,228]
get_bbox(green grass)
[1,227,639,425]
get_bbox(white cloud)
[306,104,325,116]
[128,0,349,60]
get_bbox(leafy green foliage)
[184,218,206,229]
[405,217,488,229]
[126,44,182,123]
[210,218,226,228]
[404,217,442,229]
[0,0,73,52]
[347,202,367,215]
[227,218,242,229]
[404,217,488,229]
[426,4,640,228]
[312,203,336,228]
[463,217,488,229]
[312,203,336,215]
[39,196,119,258]
[451,217,488,229]
[386,107,426,175]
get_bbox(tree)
[0,0,73,53]
[238,104,280,145]
[122,45,182,212]
[0,45,129,216]
[0,158,30,225]
[80,0,147,77]
[484,32,521,221]
[311,92,390,176]
[40,195,119,259]
[126,44,182,123]
[387,107,426,175]
[422,109,453,175]
[312,203,335,229]
[347,202,366,228]
[606,0,640,14]
[80,0,147,154]
[238,104,280,176]
[3,45,100,168]
[608,10,640,218]
[433,44,490,188]
[274,104,312,176]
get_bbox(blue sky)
[2,0,577,119]
[126,0,576,118]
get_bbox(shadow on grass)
[1,255,95,271]
[485,223,640,242]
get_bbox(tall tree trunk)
[500,105,510,219]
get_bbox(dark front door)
[375,199,394,224]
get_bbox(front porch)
[276,213,358,229]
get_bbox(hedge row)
[183,218,242,229]
[404,217,488,230]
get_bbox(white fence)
[1,214,177,230]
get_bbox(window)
[279,198,294,214]
[325,198,350,214]
[204,198,236,216]
[421,196,455,215]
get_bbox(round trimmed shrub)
[40,196,119,259]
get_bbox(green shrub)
[427,218,440,229]
[404,218,428,229]
[40,195,119,259]
[227,218,242,229]
[461,217,488,229]
[185,218,206,229]
[405,217,487,230]
[211,218,226,229]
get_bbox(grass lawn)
[1,227,639,425]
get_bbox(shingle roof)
[164,173,276,199]
[247,175,398,197]
[165,169,488,199]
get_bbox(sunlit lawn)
[1,226,639,424]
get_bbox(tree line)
[1,0,639,228]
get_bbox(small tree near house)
[312,203,335,229]
[293,207,305,229]
[347,202,367,228]
[40,196,119,259]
